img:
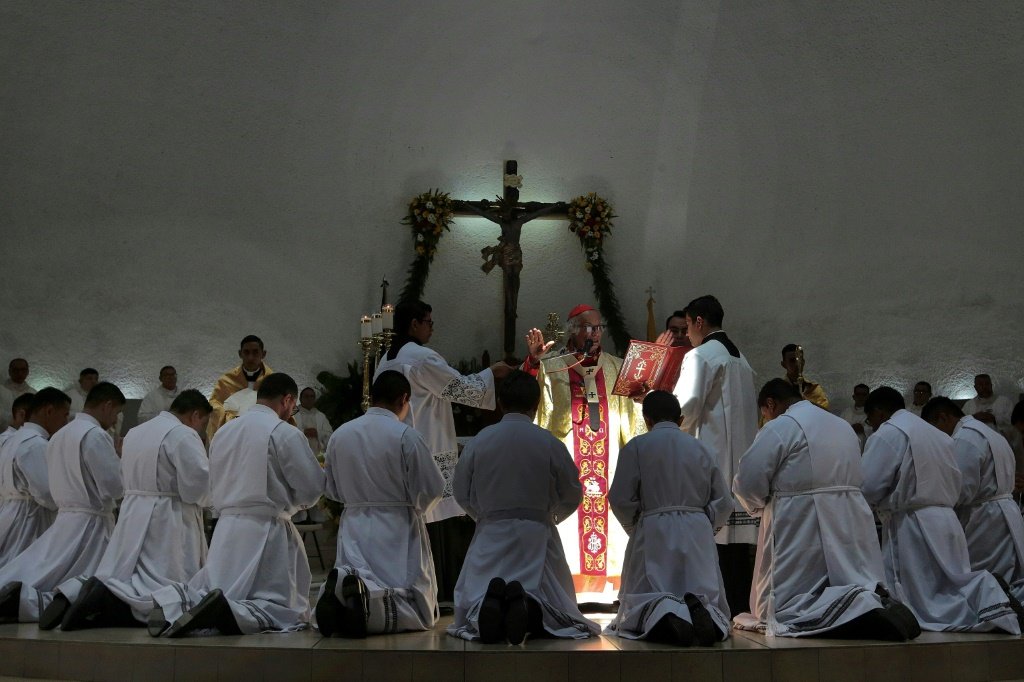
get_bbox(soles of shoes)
[315,569,342,638]
[504,581,529,646]
[147,606,170,637]
[339,575,369,639]
[478,577,507,644]
[0,582,21,624]
[38,593,71,631]
[165,589,240,638]
[683,593,720,646]
[60,577,107,631]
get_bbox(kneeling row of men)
[0,371,1020,646]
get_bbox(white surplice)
[151,404,324,634]
[320,407,443,633]
[56,412,210,620]
[0,427,17,451]
[293,406,333,454]
[136,385,180,424]
[448,414,599,641]
[605,422,732,640]
[0,413,122,621]
[951,415,1024,602]
[0,423,57,565]
[672,332,759,544]
[733,401,889,636]
[861,410,1019,633]
[375,342,495,523]
[2,380,34,398]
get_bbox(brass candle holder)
[359,336,374,412]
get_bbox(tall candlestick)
[381,304,394,330]
[360,315,372,339]
[371,313,383,335]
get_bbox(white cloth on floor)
[136,386,180,424]
[0,423,57,565]
[56,412,210,620]
[447,413,599,641]
[951,415,1024,602]
[732,401,889,636]
[293,406,333,454]
[672,332,759,545]
[862,409,1019,633]
[605,422,732,640]
[150,404,324,634]
[376,342,495,523]
[0,413,122,621]
[319,407,443,633]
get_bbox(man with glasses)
[522,304,645,607]
[907,381,932,417]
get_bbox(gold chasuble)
[207,363,274,441]
[535,352,645,602]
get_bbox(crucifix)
[452,160,567,361]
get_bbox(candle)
[381,304,394,330]
[360,315,372,339]
[371,313,383,335]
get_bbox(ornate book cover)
[611,340,687,399]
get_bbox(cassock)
[733,401,890,636]
[207,363,274,441]
[0,413,122,621]
[0,423,57,565]
[136,385,180,424]
[951,415,1024,602]
[605,422,732,640]
[151,404,324,634]
[294,406,333,454]
[532,352,645,601]
[56,412,210,621]
[321,407,443,633]
[376,342,495,523]
[673,331,758,544]
[862,410,1019,633]
[448,413,599,640]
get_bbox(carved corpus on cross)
[452,160,567,361]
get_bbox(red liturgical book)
[611,341,687,399]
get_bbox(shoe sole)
[316,569,341,637]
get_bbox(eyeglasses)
[417,318,434,328]
[581,324,605,335]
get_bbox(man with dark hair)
[0,388,71,564]
[907,381,932,417]
[137,366,180,424]
[43,389,214,630]
[779,344,829,411]
[656,310,694,353]
[315,370,443,638]
[606,391,731,646]
[65,368,100,416]
[733,379,919,640]
[963,374,1014,431]
[861,386,1019,633]
[922,396,1024,604]
[671,294,758,616]
[4,358,34,397]
[149,372,324,637]
[0,382,124,623]
[294,387,333,454]
[0,394,33,449]
[207,335,275,441]
[840,383,873,446]
[449,370,598,644]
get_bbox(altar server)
[923,397,1024,602]
[41,390,213,630]
[448,371,598,644]
[671,294,758,615]
[0,382,124,622]
[136,366,180,423]
[148,373,324,637]
[0,389,70,565]
[605,391,731,646]
[294,387,333,454]
[733,379,920,640]
[861,387,1019,633]
[0,393,33,449]
[315,371,443,637]
[3,359,35,397]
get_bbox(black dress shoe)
[683,593,720,646]
[165,589,241,638]
[338,575,368,639]
[874,585,921,640]
[0,582,22,624]
[315,568,342,637]
[649,612,696,646]
[38,593,71,631]
[504,581,529,646]
[60,577,107,631]
[478,577,506,644]
[147,606,170,637]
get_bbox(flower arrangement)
[403,189,455,260]
[567,193,615,270]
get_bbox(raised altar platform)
[1,615,1022,682]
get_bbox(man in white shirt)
[861,386,1019,633]
[0,382,124,623]
[906,381,932,417]
[42,389,213,631]
[65,369,99,417]
[315,371,443,637]
[4,359,34,397]
[0,394,33,449]
[294,387,333,454]
[148,373,325,637]
[840,383,873,448]
[963,374,1014,429]
[136,366,180,424]
[671,294,758,616]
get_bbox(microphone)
[582,338,593,358]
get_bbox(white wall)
[1,1,1021,408]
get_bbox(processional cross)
[452,160,567,361]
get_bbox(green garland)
[398,190,454,304]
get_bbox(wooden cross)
[452,160,567,361]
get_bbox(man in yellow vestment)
[207,335,274,441]
[522,304,645,605]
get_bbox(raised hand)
[524,328,555,362]
[655,330,674,346]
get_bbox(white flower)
[428,214,437,224]
[417,233,425,242]
[425,201,434,209]
[576,212,584,219]
[589,250,599,260]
